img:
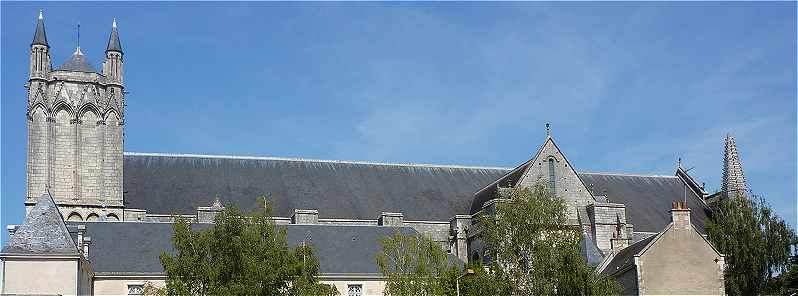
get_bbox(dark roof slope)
[123,153,507,220]
[578,173,709,233]
[72,221,420,275]
[470,161,529,213]
[600,234,656,276]
[59,50,97,73]
[580,229,605,267]
[2,193,79,255]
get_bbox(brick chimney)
[671,201,692,230]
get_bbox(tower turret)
[103,18,124,85]
[722,134,748,199]
[29,10,51,80]
[24,14,126,221]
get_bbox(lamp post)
[456,268,475,296]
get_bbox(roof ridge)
[578,171,677,178]
[124,152,512,171]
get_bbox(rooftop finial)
[545,123,551,138]
[76,23,81,54]
[678,157,682,168]
[112,18,117,28]
[38,10,43,20]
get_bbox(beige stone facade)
[25,16,125,221]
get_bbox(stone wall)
[1,258,79,295]
[25,67,125,219]
[637,215,725,295]
[517,138,594,224]
[27,106,48,201]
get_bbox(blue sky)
[2,2,796,243]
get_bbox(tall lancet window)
[548,158,556,196]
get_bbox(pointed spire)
[1,192,80,255]
[31,10,49,47]
[722,134,748,199]
[106,18,123,53]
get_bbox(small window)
[348,284,363,296]
[127,284,144,295]
[548,158,556,195]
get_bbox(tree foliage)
[376,230,455,296]
[706,192,797,296]
[154,198,338,296]
[476,183,620,295]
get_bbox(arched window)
[86,213,100,221]
[66,212,83,221]
[548,158,556,195]
[106,213,119,221]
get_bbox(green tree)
[476,183,620,295]
[376,230,454,296]
[155,198,338,296]
[706,193,797,296]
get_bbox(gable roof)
[578,172,710,233]
[2,192,80,256]
[123,153,508,221]
[72,221,434,275]
[470,137,595,214]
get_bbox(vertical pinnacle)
[112,18,117,28]
[546,123,551,138]
[32,10,49,46]
[722,134,748,199]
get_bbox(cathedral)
[2,12,740,296]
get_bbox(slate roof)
[470,161,530,214]
[59,49,97,73]
[2,193,79,255]
[106,21,122,52]
[70,221,426,275]
[32,14,48,47]
[599,234,656,276]
[123,153,508,221]
[580,228,605,267]
[578,173,710,233]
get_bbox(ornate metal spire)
[722,134,748,199]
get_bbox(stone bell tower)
[25,12,125,221]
